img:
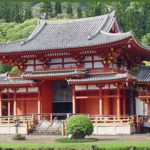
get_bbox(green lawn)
[0,141,150,150]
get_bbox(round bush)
[65,115,93,136]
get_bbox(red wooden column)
[0,90,2,116]
[72,85,76,114]
[99,87,103,115]
[116,84,121,118]
[97,84,104,115]
[8,94,10,116]
[38,86,41,120]
[13,89,17,115]
[123,89,126,118]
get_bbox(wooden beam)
[38,86,41,120]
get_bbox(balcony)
[138,92,150,97]
[34,65,85,72]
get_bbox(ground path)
[0,134,150,143]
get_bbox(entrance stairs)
[29,119,62,135]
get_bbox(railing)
[0,114,35,135]
[88,68,135,76]
[88,115,135,125]
[8,74,21,77]
[34,65,85,72]
[137,92,150,97]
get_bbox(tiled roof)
[0,78,35,85]
[136,66,150,82]
[22,70,86,78]
[67,72,135,83]
[0,73,36,85]
[0,11,133,53]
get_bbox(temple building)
[0,10,149,118]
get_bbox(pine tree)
[94,2,102,16]
[41,2,53,19]
[24,3,32,20]
[66,2,73,18]
[12,3,23,23]
[55,2,62,16]
[77,5,83,18]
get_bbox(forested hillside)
[0,2,150,73]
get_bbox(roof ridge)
[21,20,47,45]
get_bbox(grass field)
[0,141,150,150]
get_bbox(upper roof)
[0,10,149,56]
[0,11,130,53]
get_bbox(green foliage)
[55,138,98,143]
[41,2,53,18]
[143,61,150,66]
[141,33,150,46]
[77,5,83,18]
[9,66,21,75]
[0,62,12,73]
[24,2,32,20]
[66,3,73,18]
[65,115,93,136]
[0,18,37,43]
[55,2,62,16]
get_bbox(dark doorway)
[53,102,72,113]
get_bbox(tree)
[40,2,53,19]
[9,66,21,75]
[12,2,23,23]
[66,2,73,18]
[55,2,62,16]
[77,5,83,18]
[24,2,32,20]
[65,115,93,139]
[0,62,12,74]
[141,33,150,46]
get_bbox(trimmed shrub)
[65,115,93,138]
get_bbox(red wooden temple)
[0,11,149,118]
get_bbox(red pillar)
[123,89,126,117]
[0,91,2,116]
[99,87,102,115]
[72,85,76,114]
[13,90,17,115]
[38,86,41,120]
[117,84,121,118]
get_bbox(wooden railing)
[34,65,85,72]
[138,92,150,97]
[88,68,135,76]
[0,114,35,135]
[88,115,135,125]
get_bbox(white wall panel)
[75,85,86,90]
[17,88,26,93]
[64,57,76,62]
[85,63,92,68]
[102,85,109,89]
[35,60,42,64]
[88,85,99,90]
[136,99,144,115]
[94,55,101,60]
[83,56,92,61]
[28,87,38,92]
[1,88,7,93]
[94,62,103,68]
[26,66,34,72]
[25,60,34,64]
[110,84,116,89]
[51,58,62,63]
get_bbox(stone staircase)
[29,119,62,135]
